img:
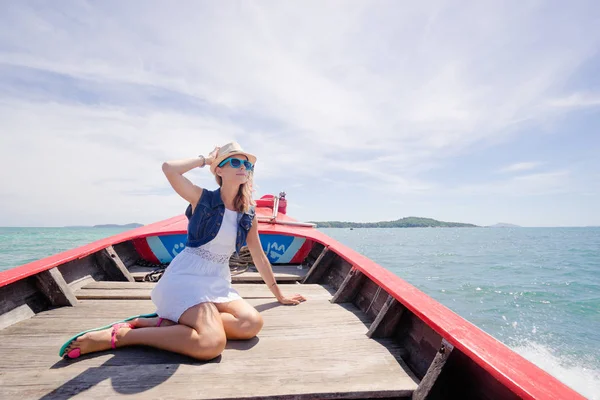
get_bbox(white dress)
[151,208,243,322]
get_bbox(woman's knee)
[189,330,227,360]
[251,312,264,335]
[179,303,227,360]
[239,311,264,338]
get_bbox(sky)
[0,1,599,228]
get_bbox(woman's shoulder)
[198,187,222,203]
[201,187,218,197]
[185,187,220,218]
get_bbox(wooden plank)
[75,288,151,300]
[305,241,324,261]
[323,256,354,291]
[0,296,418,399]
[302,246,335,284]
[0,296,358,333]
[367,294,406,338]
[95,246,135,282]
[79,281,332,294]
[412,339,454,400]
[0,363,416,400]
[67,275,96,292]
[0,279,50,316]
[73,288,331,301]
[355,277,389,320]
[0,338,408,367]
[234,265,307,282]
[29,298,366,323]
[0,304,35,331]
[0,336,407,366]
[395,311,443,380]
[330,267,366,303]
[81,281,158,289]
[0,279,49,330]
[82,281,331,297]
[57,253,106,286]
[112,241,141,268]
[128,264,307,283]
[75,282,334,300]
[34,267,78,307]
[423,346,521,400]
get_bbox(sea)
[0,226,598,399]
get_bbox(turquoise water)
[319,227,600,399]
[0,227,132,269]
[1,226,598,398]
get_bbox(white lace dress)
[151,208,243,322]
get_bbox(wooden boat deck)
[0,282,419,399]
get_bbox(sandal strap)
[111,323,133,349]
[156,318,164,327]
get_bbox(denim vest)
[185,187,256,256]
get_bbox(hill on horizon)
[309,216,478,228]
[64,223,144,228]
[487,223,521,228]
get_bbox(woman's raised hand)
[206,146,220,164]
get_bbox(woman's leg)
[65,302,227,360]
[215,299,264,340]
[131,298,263,340]
[130,316,175,328]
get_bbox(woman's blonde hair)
[214,170,256,213]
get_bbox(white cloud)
[499,162,543,173]
[547,93,600,109]
[452,170,571,196]
[0,1,599,226]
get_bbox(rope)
[228,246,254,276]
[143,267,168,282]
[140,246,254,282]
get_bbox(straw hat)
[209,142,257,175]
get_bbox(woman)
[62,142,306,360]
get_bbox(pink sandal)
[156,318,164,327]
[65,322,134,359]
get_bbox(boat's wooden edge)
[0,216,185,288]
[0,219,587,400]
[300,241,585,400]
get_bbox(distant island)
[308,217,478,228]
[93,223,144,228]
[64,223,144,228]
[487,223,521,228]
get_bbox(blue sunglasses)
[218,157,254,171]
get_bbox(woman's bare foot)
[130,316,176,328]
[64,323,132,357]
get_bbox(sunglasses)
[218,157,254,171]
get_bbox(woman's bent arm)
[162,157,204,205]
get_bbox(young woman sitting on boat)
[61,142,306,360]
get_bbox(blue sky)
[0,1,599,227]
